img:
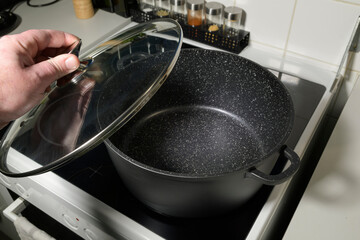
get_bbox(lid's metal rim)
[0,19,183,177]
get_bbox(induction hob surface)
[52,68,325,239]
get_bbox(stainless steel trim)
[330,16,360,93]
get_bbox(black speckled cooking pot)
[104,49,300,218]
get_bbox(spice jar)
[186,0,205,27]
[155,0,170,17]
[205,2,224,32]
[139,0,155,13]
[170,0,186,21]
[223,6,243,37]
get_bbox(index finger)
[12,29,79,58]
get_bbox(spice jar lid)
[170,0,185,6]
[0,19,183,177]
[224,6,242,21]
[186,0,204,10]
[205,2,224,15]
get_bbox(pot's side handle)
[245,146,300,186]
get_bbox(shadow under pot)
[102,49,300,218]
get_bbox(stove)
[0,39,337,240]
[50,65,325,239]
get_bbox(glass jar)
[205,2,224,32]
[170,0,186,21]
[186,0,205,27]
[223,6,243,37]
[155,0,170,17]
[139,0,155,13]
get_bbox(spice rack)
[130,9,250,54]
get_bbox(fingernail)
[65,55,79,70]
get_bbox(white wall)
[221,0,360,117]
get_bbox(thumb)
[28,54,80,88]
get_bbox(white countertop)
[10,0,337,89]
[284,76,360,239]
[11,1,131,52]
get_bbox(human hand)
[0,29,81,129]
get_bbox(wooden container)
[72,0,95,19]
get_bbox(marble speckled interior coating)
[109,49,294,176]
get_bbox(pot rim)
[104,49,295,179]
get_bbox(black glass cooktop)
[51,60,326,239]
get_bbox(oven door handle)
[3,197,28,223]
[3,197,55,240]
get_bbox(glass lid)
[0,19,183,177]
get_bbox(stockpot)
[103,49,300,218]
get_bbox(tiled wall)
[222,0,360,117]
